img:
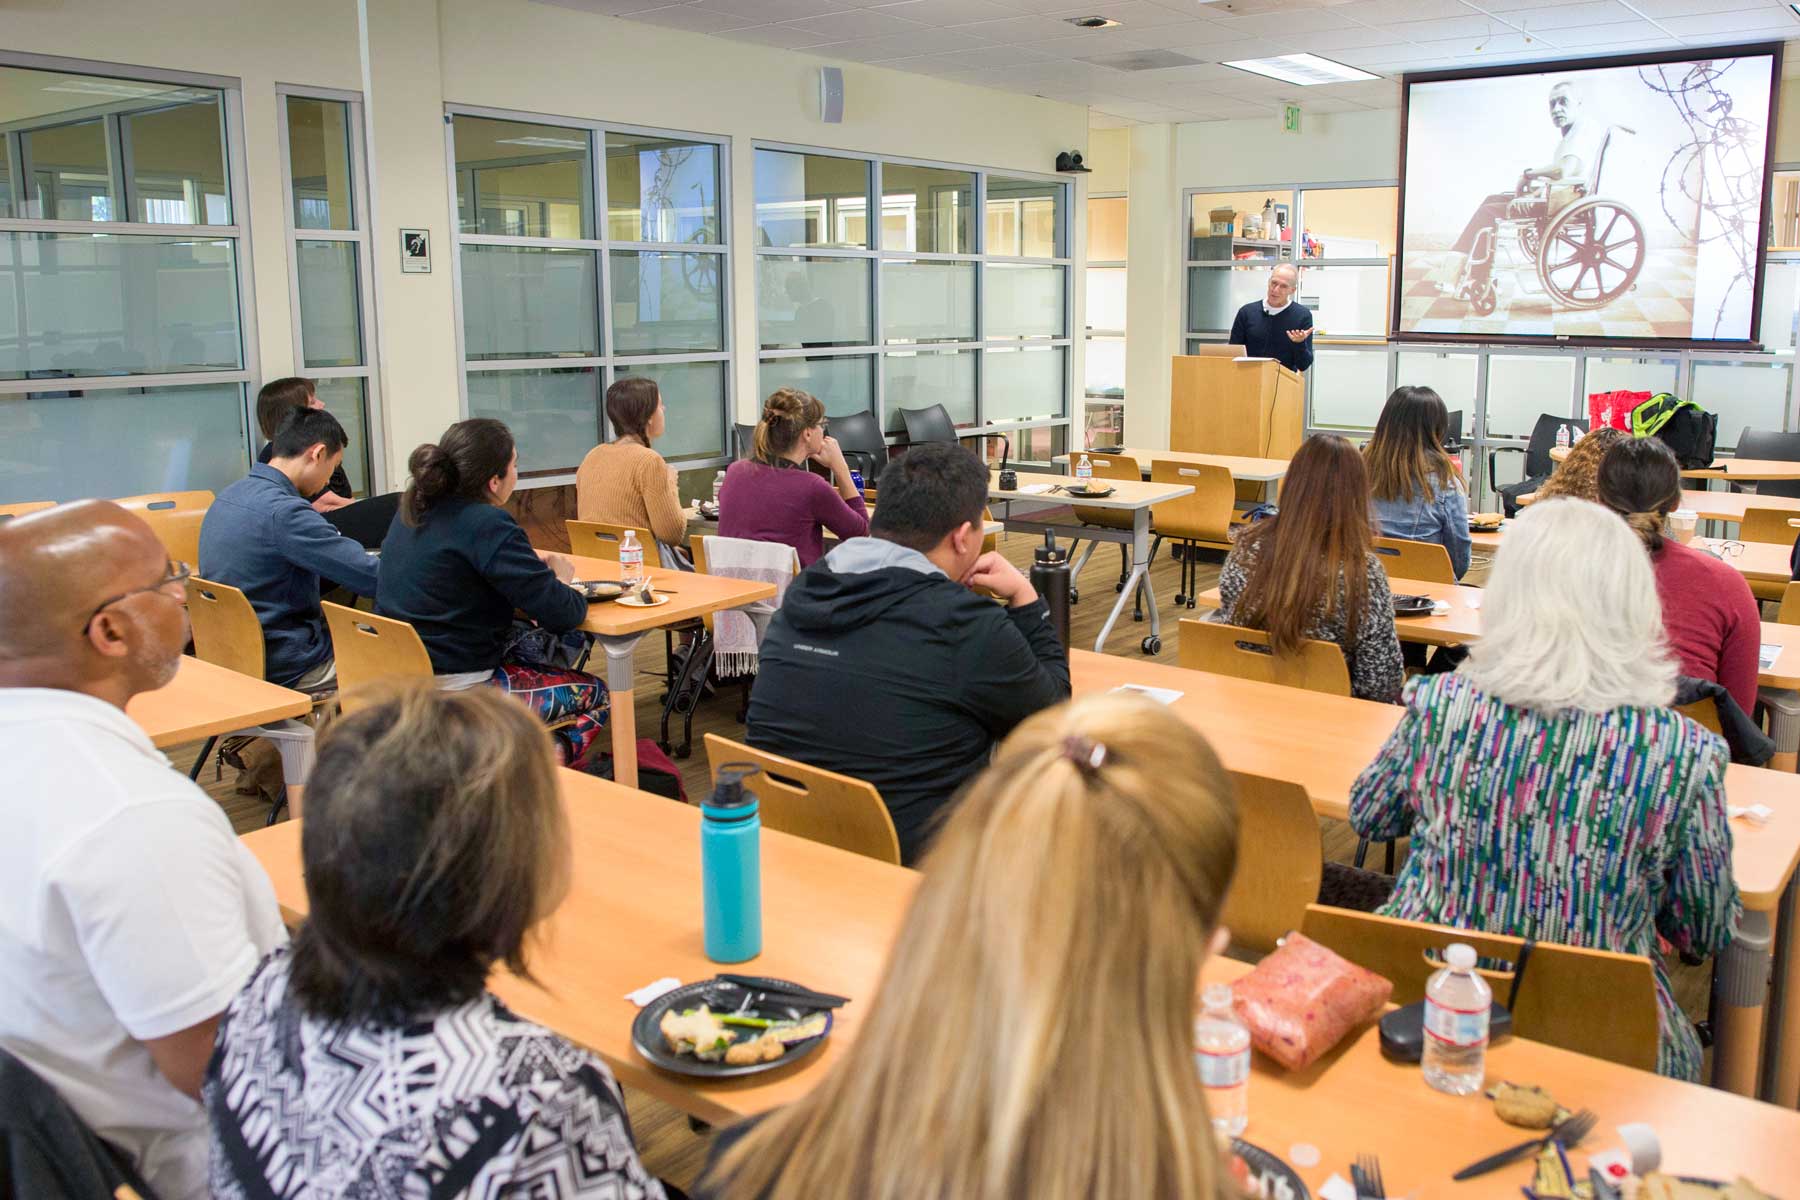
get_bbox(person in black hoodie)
[747,441,1070,864]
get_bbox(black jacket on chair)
[1675,675,1774,767]
[0,1049,160,1200]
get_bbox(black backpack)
[1631,393,1717,470]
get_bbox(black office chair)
[1732,428,1800,499]
[1443,409,1466,453]
[1490,413,1588,516]
[897,404,959,446]
[732,423,757,460]
[322,490,402,550]
[830,409,887,488]
[0,1048,162,1199]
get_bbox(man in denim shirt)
[198,408,379,692]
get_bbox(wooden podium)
[1170,355,1304,460]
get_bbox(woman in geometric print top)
[1350,498,1739,1081]
[205,684,664,1199]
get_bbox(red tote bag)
[1588,390,1651,432]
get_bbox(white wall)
[0,0,1088,485]
[1176,108,1403,189]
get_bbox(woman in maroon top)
[1597,438,1760,713]
[718,388,868,567]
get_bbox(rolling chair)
[830,409,887,488]
[1490,414,1587,516]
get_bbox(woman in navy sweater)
[377,418,608,768]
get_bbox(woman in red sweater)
[1597,438,1760,713]
[718,387,868,567]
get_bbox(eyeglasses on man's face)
[82,560,191,636]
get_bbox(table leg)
[599,635,642,790]
[1094,559,1148,652]
[1135,514,1161,642]
[1766,875,1800,1105]
[1713,907,1774,1097]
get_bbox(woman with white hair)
[1349,497,1739,1080]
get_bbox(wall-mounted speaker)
[819,66,844,124]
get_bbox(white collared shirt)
[1263,298,1292,316]
[0,688,286,1200]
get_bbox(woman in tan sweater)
[575,376,689,566]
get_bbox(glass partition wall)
[0,57,256,504]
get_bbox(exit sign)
[1283,104,1301,133]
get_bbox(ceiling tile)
[1087,109,1139,127]
[533,0,671,15]
[1207,7,1360,38]
[923,43,1063,67]
[1659,9,1800,38]
[951,13,1105,43]
[1384,15,1504,41]
[1280,24,1425,52]
[716,23,843,47]
[1534,19,1677,45]
[1333,0,1472,24]
[687,0,858,21]
[837,27,999,58]
[868,0,1021,25]
[782,7,931,37]
[625,5,761,32]
[1488,2,1645,33]
[1056,0,1274,30]
[1624,0,1779,17]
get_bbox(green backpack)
[1630,393,1717,470]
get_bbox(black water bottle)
[1031,530,1071,654]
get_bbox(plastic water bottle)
[1422,943,1491,1095]
[701,764,762,963]
[619,529,644,588]
[1554,423,1572,451]
[1076,454,1093,484]
[1194,983,1250,1135]
[712,470,726,505]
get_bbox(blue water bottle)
[701,764,763,963]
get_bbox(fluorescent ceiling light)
[1221,53,1379,86]
[496,135,587,149]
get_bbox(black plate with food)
[574,579,626,603]
[1230,1139,1310,1200]
[1392,593,1437,618]
[632,977,835,1079]
[1064,485,1116,499]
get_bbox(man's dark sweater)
[375,497,587,674]
[1227,299,1314,373]
[746,538,1071,864]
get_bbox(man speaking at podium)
[1228,263,1313,373]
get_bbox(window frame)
[753,139,1074,454]
[444,103,735,486]
[276,83,383,494]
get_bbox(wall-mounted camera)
[1054,151,1091,174]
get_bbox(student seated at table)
[747,441,1069,864]
[576,375,690,569]
[254,376,354,513]
[205,683,666,1198]
[1523,425,1627,505]
[199,407,380,693]
[0,502,285,1200]
[1364,385,1471,579]
[1214,433,1404,702]
[1349,498,1739,1081]
[697,693,1238,1200]
[718,387,867,567]
[377,418,609,771]
[1598,436,1760,715]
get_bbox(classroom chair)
[895,403,958,446]
[1779,581,1800,625]
[320,601,433,714]
[1372,536,1457,585]
[704,732,900,865]
[0,500,53,520]
[1732,428,1800,498]
[1723,508,1791,603]
[185,577,325,824]
[1219,772,1323,956]
[114,489,212,569]
[566,519,655,562]
[1066,452,1149,615]
[831,409,888,488]
[1148,459,1235,609]
[1300,903,1660,1072]
[1489,414,1588,516]
[733,423,757,460]
[1178,619,1353,697]
[1677,695,1724,735]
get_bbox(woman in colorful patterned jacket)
[1349,497,1739,1080]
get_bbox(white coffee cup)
[1667,509,1698,544]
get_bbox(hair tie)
[1061,735,1108,777]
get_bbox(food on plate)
[660,1006,732,1061]
[1470,511,1504,530]
[724,1031,786,1065]
[1639,1177,1775,1200]
[657,1004,829,1065]
[1487,1081,1566,1129]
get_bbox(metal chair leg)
[1354,836,1370,869]
[1384,839,1398,874]
[188,735,218,781]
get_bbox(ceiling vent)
[1064,15,1121,28]
[1080,49,1207,71]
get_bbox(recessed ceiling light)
[1221,53,1379,86]
[496,136,587,149]
[1064,15,1121,28]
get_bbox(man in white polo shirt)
[0,501,286,1200]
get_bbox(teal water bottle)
[702,764,763,963]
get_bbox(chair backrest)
[1178,619,1352,697]
[704,732,900,864]
[1734,428,1800,498]
[1300,903,1660,1071]
[1587,126,1617,194]
[1372,536,1457,585]
[1151,460,1236,545]
[0,500,53,520]
[1677,695,1724,734]
[830,409,887,486]
[1738,506,1798,545]
[1071,452,1140,527]
[321,601,434,712]
[1443,409,1464,449]
[322,490,402,549]
[689,534,799,634]
[114,489,212,568]
[1779,580,1800,625]
[897,404,958,445]
[0,1047,159,1200]
[567,518,655,562]
[733,422,757,460]
[1220,772,1323,956]
[1525,414,1588,478]
[184,577,267,679]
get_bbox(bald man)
[1227,263,1313,372]
[0,502,285,1200]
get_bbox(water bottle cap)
[1445,943,1477,969]
[702,763,761,820]
[1035,528,1066,564]
[1202,983,1234,1011]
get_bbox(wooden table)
[1545,447,1800,482]
[562,554,776,789]
[988,469,1193,656]
[1052,447,1290,483]
[1675,490,1800,525]
[127,655,310,749]
[1070,649,1800,1108]
[241,767,1800,1194]
[1444,523,1788,589]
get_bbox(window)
[280,90,379,495]
[0,60,253,505]
[450,111,730,478]
[754,148,1071,458]
[1085,195,1125,449]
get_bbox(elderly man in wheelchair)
[1430,80,1644,316]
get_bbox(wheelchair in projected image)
[1449,125,1646,316]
